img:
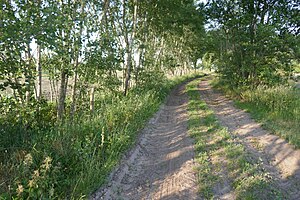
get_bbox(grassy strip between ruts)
[186,78,283,200]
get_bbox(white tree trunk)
[90,87,95,114]
[36,44,42,100]
[57,70,67,121]
[124,0,137,96]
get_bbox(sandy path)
[91,83,198,200]
[198,79,300,199]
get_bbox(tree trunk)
[37,44,42,100]
[25,42,32,103]
[89,86,95,115]
[124,46,132,96]
[50,78,58,103]
[193,60,197,73]
[50,78,54,102]
[124,0,137,96]
[70,69,78,117]
[135,49,144,85]
[70,0,85,119]
[57,70,67,121]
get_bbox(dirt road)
[91,83,198,200]
[92,78,300,200]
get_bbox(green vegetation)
[204,0,299,87]
[0,74,201,199]
[1,0,299,198]
[1,0,205,198]
[295,66,300,73]
[186,79,282,199]
[213,78,300,148]
[203,0,300,150]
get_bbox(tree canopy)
[204,0,300,87]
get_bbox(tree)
[205,0,299,87]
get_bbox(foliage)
[0,0,205,117]
[2,0,299,198]
[239,86,300,147]
[204,0,299,87]
[241,86,299,119]
[1,0,205,197]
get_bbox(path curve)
[91,82,198,200]
[198,78,300,199]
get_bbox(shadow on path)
[91,82,199,200]
[198,78,300,199]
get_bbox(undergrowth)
[186,78,282,199]
[0,73,201,199]
[212,78,300,148]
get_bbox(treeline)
[205,1,300,152]
[0,0,204,121]
[204,0,300,87]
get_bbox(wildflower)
[42,156,52,171]
[16,184,24,196]
[33,170,40,178]
[28,179,35,188]
[23,153,33,166]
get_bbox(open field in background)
[0,68,198,101]
[0,75,68,100]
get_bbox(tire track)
[198,78,300,199]
[91,83,198,200]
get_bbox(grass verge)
[212,78,300,148]
[186,78,282,199]
[0,73,202,199]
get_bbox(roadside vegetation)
[213,78,300,148]
[0,73,201,199]
[1,0,204,198]
[186,79,282,199]
[203,0,300,148]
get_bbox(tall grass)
[241,85,300,121]
[213,78,300,148]
[239,85,300,147]
[0,73,202,199]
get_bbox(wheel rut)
[198,78,300,199]
[91,83,198,200]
